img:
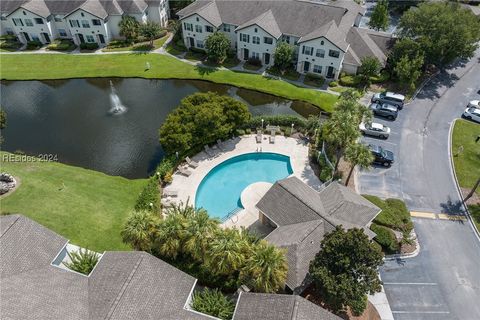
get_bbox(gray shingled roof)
[0,215,212,320]
[298,20,349,52]
[345,28,395,67]
[236,9,282,39]
[178,0,355,49]
[233,292,341,320]
[257,177,380,290]
[2,0,149,17]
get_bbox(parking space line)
[410,211,437,219]
[392,311,450,314]
[383,282,438,286]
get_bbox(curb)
[384,229,421,261]
[410,70,440,102]
[448,119,480,242]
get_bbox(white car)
[467,100,479,109]
[359,122,391,139]
[463,107,480,123]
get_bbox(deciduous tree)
[140,21,163,47]
[309,226,383,315]
[368,0,389,31]
[393,53,424,91]
[359,56,381,85]
[274,42,295,73]
[398,2,480,66]
[205,32,231,63]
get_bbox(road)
[357,49,480,320]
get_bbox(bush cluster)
[134,177,160,213]
[339,75,361,87]
[370,223,399,254]
[364,195,413,233]
[26,40,42,50]
[191,288,235,320]
[304,73,325,87]
[247,57,262,67]
[159,92,251,156]
[80,43,99,50]
[155,156,177,184]
[46,39,75,51]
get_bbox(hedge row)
[370,223,399,254]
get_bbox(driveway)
[357,48,480,319]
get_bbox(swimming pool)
[195,152,293,220]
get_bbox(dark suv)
[368,144,394,167]
[369,103,398,120]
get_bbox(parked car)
[359,122,391,139]
[467,100,479,109]
[368,144,394,167]
[371,92,406,109]
[369,103,398,120]
[462,107,480,123]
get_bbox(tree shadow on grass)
[194,64,218,76]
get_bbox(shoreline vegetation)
[0,53,338,112]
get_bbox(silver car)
[359,122,391,139]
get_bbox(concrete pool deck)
[163,134,322,229]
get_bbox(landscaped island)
[0,53,338,112]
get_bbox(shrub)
[191,288,235,320]
[247,57,262,67]
[339,75,361,87]
[235,129,246,136]
[304,73,325,87]
[155,156,176,182]
[318,153,333,182]
[135,177,160,213]
[370,223,399,253]
[328,81,338,87]
[46,39,75,51]
[63,248,100,275]
[80,43,99,50]
[26,40,42,50]
[363,195,412,233]
[159,93,250,155]
[370,70,390,84]
[242,115,307,130]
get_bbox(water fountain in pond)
[109,81,127,115]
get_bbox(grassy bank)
[452,119,480,197]
[0,53,337,112]
[0,152,146,251]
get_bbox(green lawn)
[0,53,337,112]
[0,152,146,251]
[102,35,169,52]
[452,119,480,196]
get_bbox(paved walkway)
[164,134,321,229]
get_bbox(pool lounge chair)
[185,156,199,168]
[216,139,225,151]
[178,167,192,177]
[269,134,275,144]
[256,134,262,143]
[161,198,174,208]
[162,189,178,198]
[204,145,214,157]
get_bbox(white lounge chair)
[269,134,275,144]
[216,139,225,151]
[204,145,214,157]
[162,189,178,198]
[161,198,174,208]
[178,167,192,176]
[185,156,199,168]
[256,134,262,143]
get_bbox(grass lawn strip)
[0,152,146,251]
[451,119,480,196]
[0,53,337,112]
[102,35,169,52]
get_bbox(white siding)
[147,0,169,27]
[236,24,277,66]
[1,15,14,36]
[296,37,345,79]
[181,14,215,50]
[8,8,53,43]
[106,15,122,40]
[66,10,109,45]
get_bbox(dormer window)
[23,11,26,15]
[254,27,258,33]
[321,40,324,45]
[81,12,84,17]
[196,17,199,22]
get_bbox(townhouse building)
[0,0,169,46]
[178,0,394,79]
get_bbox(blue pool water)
[195,152,293,220]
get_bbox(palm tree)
[344,143,374,186]
[206,228,247,276]
[165,200,196,218]
[183,209,220,261]
[121,210,160,251]
[240,240,288,293]
[119,15,140,44]
[155,213,186,260]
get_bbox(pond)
[0,78,320,178]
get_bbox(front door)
[42,33,50,43]
[326,66,335,78]
[98,34,105,44]
[264,53,270,65]
[22,32,30,42]
[303,61,310,72]
[188,37,194,47]
[243,48,249,60]
[77,34,85,44]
